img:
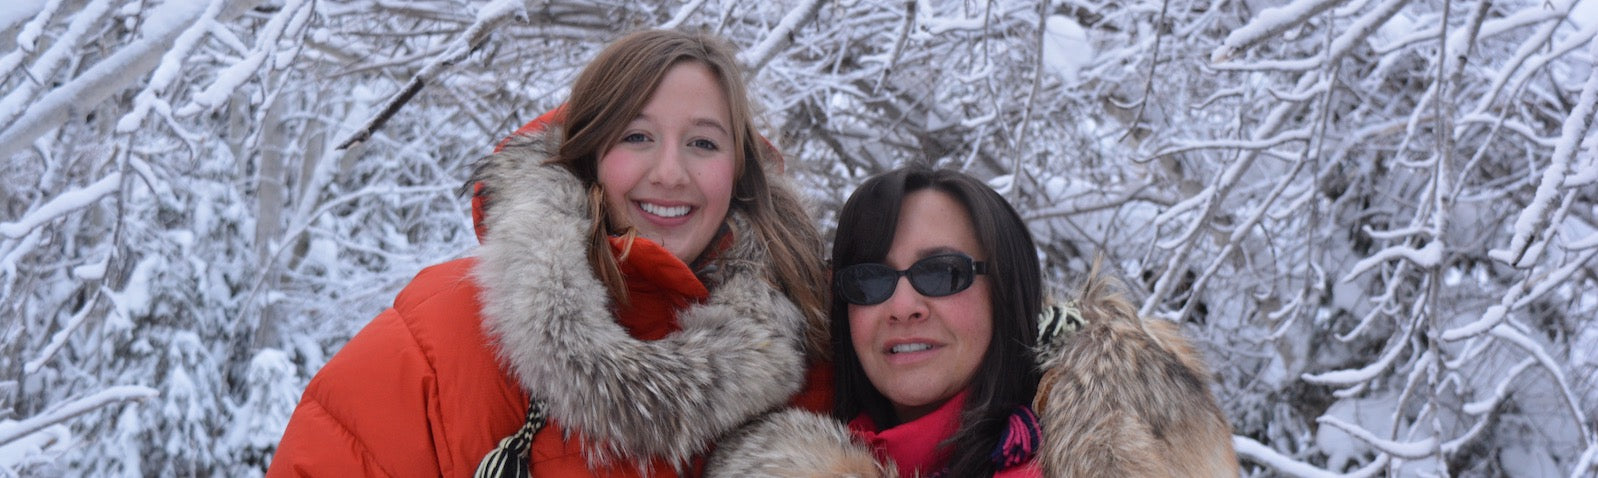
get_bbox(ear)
[758,135,784,175]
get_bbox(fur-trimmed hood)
[469,128,808,469]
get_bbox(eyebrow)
[632,114,729,135]
[693,118,729,135]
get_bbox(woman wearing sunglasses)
[831,165,1043,477]
[707,165,1238,477]
[705,165,1043,477]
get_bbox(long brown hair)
[546,29,830,356]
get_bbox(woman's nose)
[885,276,926,323]
[647,145,689,187]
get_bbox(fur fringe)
[706,410,895,478]
[1033,267,1240,477]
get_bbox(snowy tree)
[2,0,1593,476]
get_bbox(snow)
[0,422,70,472]
[0,0,113,129]
[1368,10,1417,50]
[1233,435,1370,478]
[739,0,825,71]
[658,0,709,30]
[1042,15,1092,85]
[0,172,122,239]
[111,255,158,320]
[1211,0,1341,63]
[0,386,158,448]
[1318,416,1437,459]
[1493,38,1598,266]
[1316,392,1398,471]
[117,0,228,133]
[224,349,299,453]
[179,0,308,117]
[1343,240,1443,281]
[1303,346,1419,389]
[1574,444,1598,478]
[0,0,216,160]
[0,0,50,33]
[72,258,107,281]
[1,0,53,61]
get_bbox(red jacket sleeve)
[267,307,445,477]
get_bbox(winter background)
[2,0,1596,476]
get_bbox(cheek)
[694,157,738,203]
[597,150,638,216]
[596,149,632,192]
[847,308,876,357]
[956,284,995,351]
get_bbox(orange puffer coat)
[268,123,830,477]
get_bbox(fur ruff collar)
[470,129,807,469]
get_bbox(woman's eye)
[621,133,649,143]
[689,138,719,151]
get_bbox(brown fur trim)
[706,410,896,478]
[1034,271,1240,477]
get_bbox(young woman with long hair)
[269,30,830,477]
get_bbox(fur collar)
[470,128,807,469]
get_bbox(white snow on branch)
[1148,129,1314,160]
[1490,38,1598,266]
[1441,304,1508,342]
[657,0,708,30]
[0,0,113,131]
[1463,359,1536,415]
[177,0,308,116]
[1211,0,1341,63]
[739,0,825,73]
[1303,343,1417,388]
[1214,0,1407,72]
[1575,443,1598,478]
[1317,416,1437,459]
[118,0,229,131]
[1343,241,1443,282]
[1234,434,1382,477]
[0,0,60,76]
[0,0,263,160]
[0,386,158,448]
[1,228,42,284]
[0,0,51,33]
[1490,323,1593,442]
[23,287,104,375]
[0,172,122,239]
[335,0,525,148]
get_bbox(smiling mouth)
[639,202,691,218]
[889,343,934,354]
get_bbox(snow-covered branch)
[1490,39,1598,267]
[0,0,263,160]
[0,173,122,239]
[0,386,158,448]
[738,0,825,73]
[336,0,527,149]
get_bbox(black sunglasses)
[834,253,988,306]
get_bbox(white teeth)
[890,343,933,354]
[640,202,690,218]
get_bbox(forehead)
[886,189,982,265]
[646,62,727,107]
